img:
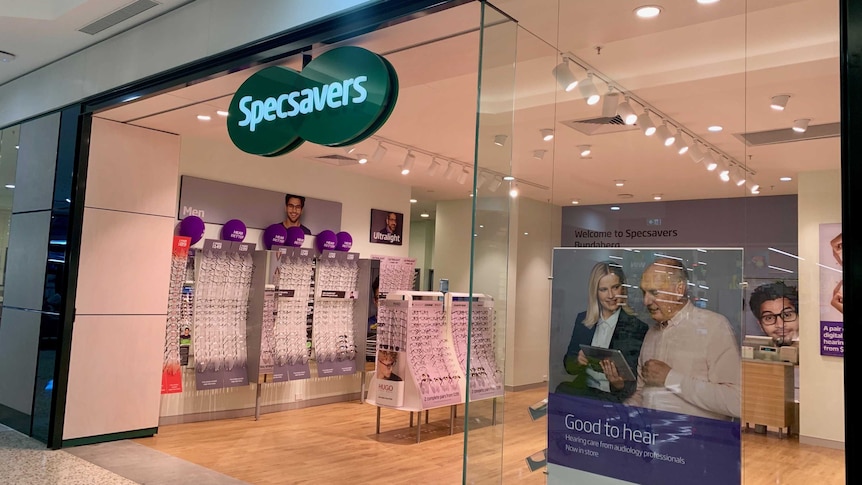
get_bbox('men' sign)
[228,46,398,157]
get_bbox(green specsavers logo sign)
[228,46,398,157]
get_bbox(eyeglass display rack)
[446,292,504,401]
[366,256,417,361]
[161,236,192,394]
[312,250,362,377]
[247,246,316,384]
[190,239,256,391]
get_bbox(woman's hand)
[577,350,589,366]
[832,280,844,314]
[601,358,624,390]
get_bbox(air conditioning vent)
[314,154,359,166]
[560,115,639,135]
[79,0,160,35]
[736,122,840,146]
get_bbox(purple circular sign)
[285,226,305,247]
[316,230,337,252]
[335,231,353,251]
[221,219,247,242]
[179,216,205,245]
[263,223,288,250]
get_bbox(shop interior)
[60,0,843,483]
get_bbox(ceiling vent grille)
[79,0,160,35]
[314,154,359,166]
[736,122,840,146]
[559,115,639,135]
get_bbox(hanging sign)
[228,46,399,156]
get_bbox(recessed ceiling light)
[540,128,554,141]
[356,153,368,164]
[653,194,663,200]
[780,176,792,182]
[420,213,430,218]
[503,176,515,181]
[770,94,790,111]
[479,225,484,228]
[216,110,229,117]
[610,206,621,211]
[0,50,17,62]
[572,200,579,205]
[197,115,211,121]
[615,179,625,187]
[707,125,723,132]
[634,5,662,18]
[524,232,529,236]
[697,0,720,4]
[4,184,15,189]
[410,199,418,203]
[122,95,141,103]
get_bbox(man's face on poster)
[286,197,303,224]
[640,264,686,324]
[386,213,397,233]
[757,297,799,345]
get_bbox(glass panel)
[463,3,517,483]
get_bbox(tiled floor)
[0,424,248,485]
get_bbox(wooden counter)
[742,359,795,437]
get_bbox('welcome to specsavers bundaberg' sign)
[228,46,398,157]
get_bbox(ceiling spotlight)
[780,176,792,182]
[578,145,592,158]
[673,132,688,155]
[0,50,17,63]
[688,142,706,163]
[749,181,761,195]
[602,90,620,118]
[509,183,519,198]
[614,179,625,187]
[216,110,229,117]
[488,176,503,192]
[552,58,579,92]
[410,199,418,203]
[638,110,656,136]
[444,162,460,179]
[401,151,415,175]
[540,128,554,141]
[719,166,731,182]
[477,172,489,189]
[494,134,508,146]
[734,168,746,187]
[371,142,387,163]
[617,97,638,125]
[533,149,547,160]
[503,175,515,181]
[356,153,368,164]
[704,152,718,171]
[793,118,810,133]
[698,0,721,4]
[635,6,662,18]
[197,115,211,121]
[428,157,442,176]
[457,168,470,185]
[708,125,723,132]
[655,123,675,147]
[344,146,357,155]
[653,194,663,200]
[5,184,15,189]
[420,212,430,218]
[610,206,621,211]
[578,73,601,105]
[770,94,791,111]
[572,199,580,205]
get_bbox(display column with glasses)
[367,291,465,442]
[191,239,255,390]
[161,236,192,394]
[312,250,361,377]
[446,293,503,401]
[367,255,418,362]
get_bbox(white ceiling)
[41,0,838,221]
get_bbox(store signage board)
[228,46,399,156]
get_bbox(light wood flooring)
[134,387,844,485]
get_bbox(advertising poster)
[373,348,405,407]
[369,209,404,245]
[819,224,843,357]
[548,248,742,485]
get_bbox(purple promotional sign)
[285,226,305,247]
[263,223,288,250]
[179,215,205,244]
[819,223,843,356]
[548,394,740,485]
[316,230,337,252]
[222,219,247,242]
[336,231,353,251]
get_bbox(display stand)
[446,293,504,402]
[366,290,465,442]
[312,250,361,377]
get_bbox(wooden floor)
[134,387,844,485]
